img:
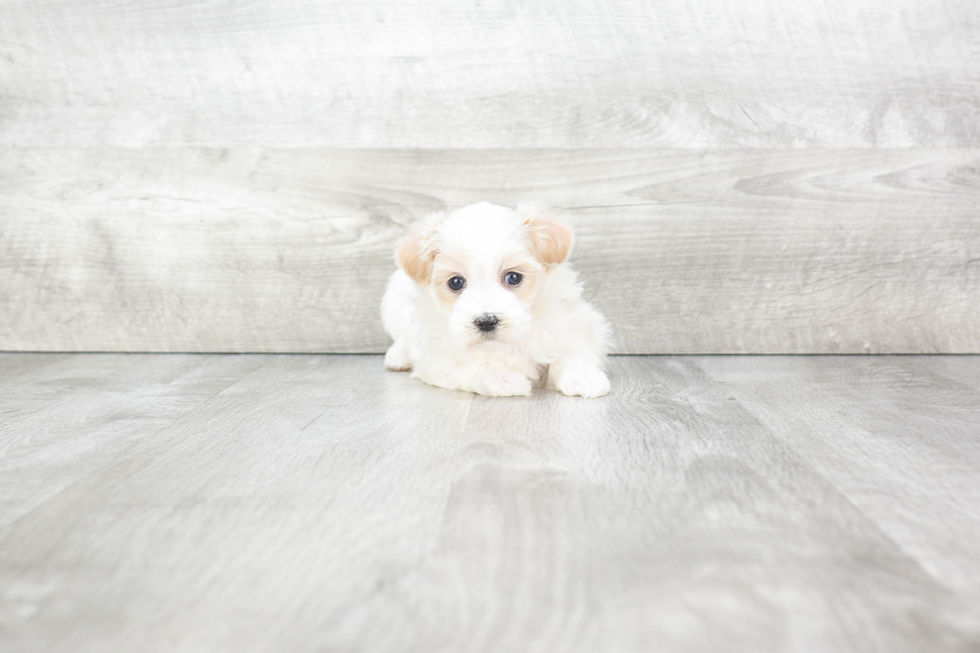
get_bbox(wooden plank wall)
[1,0,978,353]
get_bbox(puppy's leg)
[474,367,533,397]
[415,357,532,397]
[546,301,611,398]
[547,326,610,398]
[548,354,609,398]
[384,339,413,371]
[380,270,418,372]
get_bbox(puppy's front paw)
[478,370,532,397]
[554,365,610,398]
[384,343,412,372]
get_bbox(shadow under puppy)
[381,202,612,397]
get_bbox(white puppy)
[381,202,612,397]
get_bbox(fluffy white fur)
[381,202,612,397]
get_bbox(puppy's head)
[396,202,574,346]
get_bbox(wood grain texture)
[0,0,978,148]
[696,356,980,609]
[2,148,978,353]
[1,353,979,652]
[0,353,266,528]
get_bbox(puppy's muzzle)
[475,314,499,333]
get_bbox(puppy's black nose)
[475,314,498,332]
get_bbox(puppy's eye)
[504,271,523,286]
[448,276,466,291]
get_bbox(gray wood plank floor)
[1,354,978,652]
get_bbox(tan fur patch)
[430,251,471,310]
[517,204,575,267]
[395,213,445,284]
[499,255,543,303]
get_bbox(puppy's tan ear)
[395,212,444,284]
[518,203,575,267]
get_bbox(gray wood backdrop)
[1,0,978,353]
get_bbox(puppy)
[380,202,612,397]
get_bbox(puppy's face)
[397,202,574,347]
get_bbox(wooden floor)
[1,354,979,652]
